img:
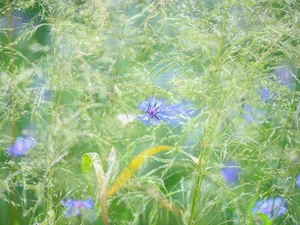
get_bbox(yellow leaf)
[107,145,172,197]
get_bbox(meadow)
[0,0,300,224]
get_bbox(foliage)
[0,0,300,224]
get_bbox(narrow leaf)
[82,152,109,225]
[107,145,172,197]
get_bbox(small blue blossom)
[221,162,241,185]
[7,136,35,157]
[61,197,94,217]
[275,67,292,86]
[252,197,287,219]
[138,97,174,125]
[274,66,297,90]
[296,173,300,188]
[260,87,271,102]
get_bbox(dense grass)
[0,0,299,224]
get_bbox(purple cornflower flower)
[252,197,287,219]
[7,136,35,157]
[138,97,174,125]
[221,162,241,185]
[296,173,300,188]
[61,197,94,217]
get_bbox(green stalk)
[7,0,15,141]
[6,0,17,224]
[188,115,220,225]
[188,2,231,224]
[280,69,300,150]
[46,2,58,223]
[269,171,296,225]
[110,0,129,102]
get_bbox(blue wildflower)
[138,97,174,125]
[252,197,287,219]
[7,136,35,157]
[275,67,292,86]
[221,162,241,185]
[274,66,297,90]
[296,173,300,188]
[260,87,271,102]
[61,197,94,217]
[259,87,276,102]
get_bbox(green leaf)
[82,152,109,225]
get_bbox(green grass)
[0,0,299,224]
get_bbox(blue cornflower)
[296,173,300,188]
[138,97,174,125]
[252,197,287,219]
[260,87,271,102]
[61,197,94,217]
[275,67,292,86]
[259,87,276,102]
[221,162,241,185]
[7,136,35,157]
[274,66,297,90]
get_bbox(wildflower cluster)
[6,136,95,217]
[137,94,296,222]
[1,0,299,224]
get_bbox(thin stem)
[188,115,220,225]
[280,70,300,150]
[110,0,129,102]
[269,172,296,225]
[7,0,16,138]
[46,2,58,223]
[210,1,230,97]
[6,0,17,225]
[188,146,205,225]
[188,1,231,224]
